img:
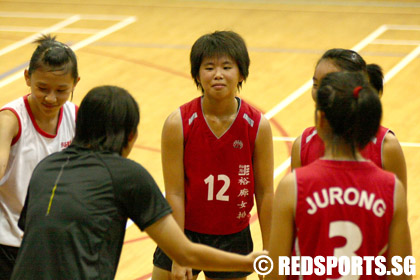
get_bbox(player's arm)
[145,214,265,272]
[161,109,191,278]
[290,135,302,170]
[254,116,274,250]
[382,132,407,192]
[0,110,19,180]
[161,109,185,229]
[386,179,412,280]
[266,172,296,280]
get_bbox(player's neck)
[202,95,238,118]
[323,142,365,161]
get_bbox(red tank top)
[181,97,261,235]
[300,126,391,168]
[294,160,395,279]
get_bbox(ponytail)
[317,48,384,97]
[316,71,382,156]
[366,64,384,96]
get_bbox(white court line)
[0,26,100,34]
[350,25,389,55]
[400,142,420,148]
[0,15,81,57]
[266,25,388,177]
[384,44,420,83]
[0,11,75,19]
[385,24,420,31]
[267,24,420,178]
[264,80,313,120]
[0,11,130,21]
[0,16,137,89]
[274,157,291,179]
[69,16,136,51]
[264,25,388,120]
[79,14,136,21]
[372,39,420,46]
[380,24,420,83]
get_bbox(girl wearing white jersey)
[0,34,79,279]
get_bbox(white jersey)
[0,95,77,247]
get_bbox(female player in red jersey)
[152,31,274,280]
[291,48,407,190]
[0,34,79,279]
[267,71,411,280]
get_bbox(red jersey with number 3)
[294,160,395,279]
[300,126,391,168]
[181,97,261,235]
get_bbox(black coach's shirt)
[12,145,172,280]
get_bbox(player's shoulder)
[0,108,19,125]
[301,126,317,141]
[163,108,183,137]
[239,98,261,115]
[180,97,201,111]
[165,108,182,124]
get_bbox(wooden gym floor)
[1,0,420,279]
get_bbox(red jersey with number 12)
[294,160,395,279]
[181,97,261,235]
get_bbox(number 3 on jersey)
[328,221,362,280]
[205,174,230,201]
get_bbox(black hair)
[316,71,382,157]
[72,86,140,155]
[318,48,384,95]
[28,34,79,84]
[190,30,250,92]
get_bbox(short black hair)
[190,30,250,92]
[72,86,140,155]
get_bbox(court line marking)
[263,25,388,120]
[385,24,420,31]
[0,15,137,89]
[0,11,131,21]
[0,15,81,57]
[381,24,420,83]
[400,142,420,148]
[384,44,420,83]
[267,24,420,178]
[0,26,100,34]
[266,25,389,177]
[197,0,420,8]
[69,16,136,51]
[373,39,420,46]
[0,11,82,19]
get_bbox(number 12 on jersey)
[205,174,230,201]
